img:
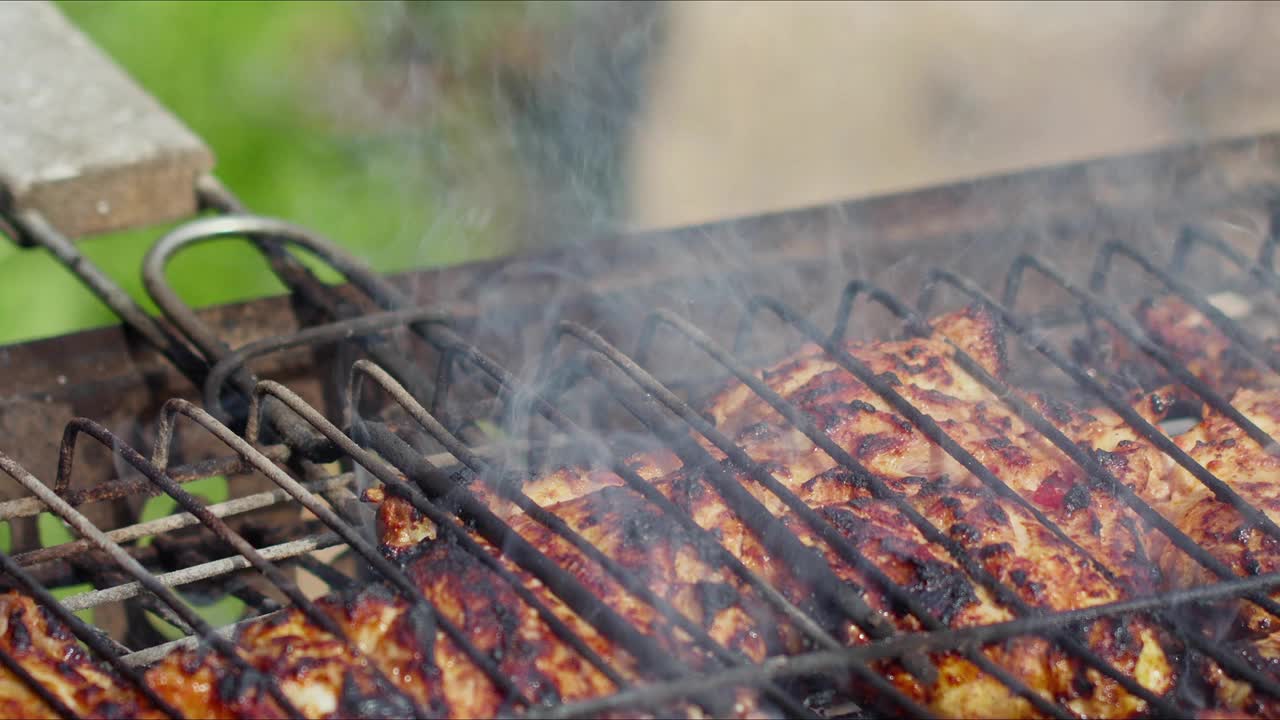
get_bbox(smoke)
[284,6,1280,695]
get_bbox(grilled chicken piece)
[1134,296,1280,393]
[8,302,1257,720]
[143,536,634,719]
[705,306,1171,595]
[1069,294,1280,716]
[372,306,1174,718]
[4,526,748,719]
[1148,387,1280,716]
[0,592,163,719]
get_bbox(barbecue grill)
[7,3,1280,718]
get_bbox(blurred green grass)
[0,1,560,344]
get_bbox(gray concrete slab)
[0,1,213,239]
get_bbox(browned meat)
[1060,295,1280,716]
[16,301,1280,719]
[374,307,1175,717]
[0,592,163,719]
[1134,296,1279,393]
[143,537,630,719]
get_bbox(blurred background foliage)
[0,0,657,344]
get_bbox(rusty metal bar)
[255,381,748,715]
[538,568,1280,719]
[159,395,533,708]
[347,359,823,720]
[831,276,1280,700]
[0,451,306,719]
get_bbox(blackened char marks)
[215,668,263,708]
[1063,484,1091,514]
[906,556,979,626]
[877,371,903,387]
[35,605,70,642]
[1093,448,1128,473]
[7,607,30,652]
[819,505,873,541]
[1037,393,1075,424]
[801,466,869,494]
[937,496,964,517]
[857,433,904,459]
[949,522,983,546]
[985,436,1033,468]
[976,542,1014,561]
[849,399,877,414]
[894,354,943,376]
[820,506,977,626]
[982,501,1009,524]
[810,402,858,432]
[792,379,854,407]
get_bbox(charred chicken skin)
[7,300,1280,718]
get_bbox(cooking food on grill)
[375,306,1176,718]
[7,300,1280,719]
[0,592,162,719]
[1121,298,1280,716]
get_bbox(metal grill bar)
[1093,238,1280,378]
[0,551,182,716]
[144,213,448,460]
[574,320,1035,677]
[203,306,452,424]
[422,331,853,647]
[196,178,446,419]
[257,381,757,717]
[246,389,633,696]
[539,569,1280,720]
[119,608,286,668]
[58,533,336,612]
[543,354,962,718]
[4,208,207,382]
[552,330,925,653]
[0,641,79,720]
[0,444,284,523]
[95,413,426,717]
[12,160,1280,716]
[321,411,736,714]
[52,447,292,511]
[981,259,1280,614]
[16,473,351,568]
[157,209,932,715]
[1014,252,1280,526]
[409,311,1131,712]
[1171,225,1280,294]
[828,278,1280,700]
[643,304,1189,713]
[919,269,1280,698]
[1024,248,1280,457]
[731,295,1191,710]
[406,322,947,716]
[565,315,1171,716]
[0,452,307,719]
[924,268,1280,612]
[152,397,534,710]
[349,359,825,720]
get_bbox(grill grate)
[7,144,1280,717]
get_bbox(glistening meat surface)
[375,307,1176,718]
[5,302,1275,719]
